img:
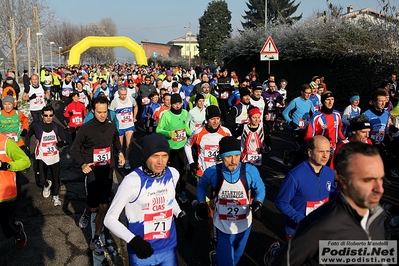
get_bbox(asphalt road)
[1,100,398,266]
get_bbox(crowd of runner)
[0,63,398,265]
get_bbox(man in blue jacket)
[196,136,266,266]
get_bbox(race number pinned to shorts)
[6,132,18,142]
[298,118,309,129]
[143,209,173,240]
[173,129,186,141]
[93,146,111,166]
[204,144,219,162]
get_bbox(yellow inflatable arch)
[68,36,148,66]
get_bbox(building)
[168,33,198,59]
[141,41,182,59]
[339,5,399,23]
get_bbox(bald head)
[308,136,331,169]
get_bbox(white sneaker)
[42,180,52,198]
[52,195,61,206]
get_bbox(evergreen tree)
[241,0,302,29]
[198,0,232,65]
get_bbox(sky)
[48,0,382,60]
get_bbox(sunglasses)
[43,114,54,117]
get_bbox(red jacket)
[64,101,87,127]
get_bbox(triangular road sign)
[260,36,278,55]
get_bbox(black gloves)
[20,129,28,137]
[68,111,74,117]
[189,163,197,177]
[251,201,262,219]
[128,235,154,259]
[56,141,67,148]
[177,212,195,240]
[195,202,209,220]
[29,94,37,100]
[289,121,298,130]
[0,161,10,170]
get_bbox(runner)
[25,105,68,206]
[241,107,264,167]
[63,92,87,142]
[281,84,314,167]
[187,94,206,133]
[109,86,138,169]
[61,73,75,106]
[21,74,51,122]
[196,136,265,266]
[104,133,194,265]
[70,96,125,255]
[156,94,192,203]
[342,92,361,137]
[224,87,252,138]
[0,133,31,249]
[0,96,29,150]
[141,91,161,135]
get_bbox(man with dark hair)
[363,89,395,177]
[282,84,314,167]
[70,96,125,255]
[265,142,385,265]
[25,105,68,206]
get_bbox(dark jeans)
[31,110,42,122]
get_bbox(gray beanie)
[2,95,14,105]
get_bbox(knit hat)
[142,133,170,162]
[239,87,251,98]
[170,94,182,104]
[195,93,204,103]
[321,91,334,103]
[350,121,371,131]
[201,83,210,89]
[205,105,221,120]
[251,82,262,91]
[2,95,14,105]
[219,136,241,158]
[248,107,261,117]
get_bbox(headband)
[349,95,360,102]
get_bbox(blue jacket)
[282,96,314,130]
[227,89,240,107]
[197,162,265,203]
[275,160,337,235]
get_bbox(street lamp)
[184,22,192,68]
[58,47,62,66]
[50,41,55,70]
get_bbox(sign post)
[260,36,279,74]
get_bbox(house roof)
[168,34,197,44]
[340,7,399,21]
[141,40,181,48]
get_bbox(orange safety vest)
[0,134,17,202]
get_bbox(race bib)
[143,209,173,240]
[72,116,83,126]
[268,113,276,121]
[62,89,72,97]
[298,118,309,129]
[371,131,385,144]
[41,141,58,157]
[32,94,44,106]
[121,111,133,123]
[173,129,186,142]
[142,97,150,105]
[93,146,111,166]
[218,198,248,221]
[6,132,18,142]
[194,123,202,130]
[305,198,328,216]
[220,91,229,99]
[204,144,219,162]
[246,151,262,163]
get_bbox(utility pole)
[188,22,191,68]
[27,28,31,76]
[10,18,18,72]
[265,0,270,74]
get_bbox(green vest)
[0,111,21,142]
